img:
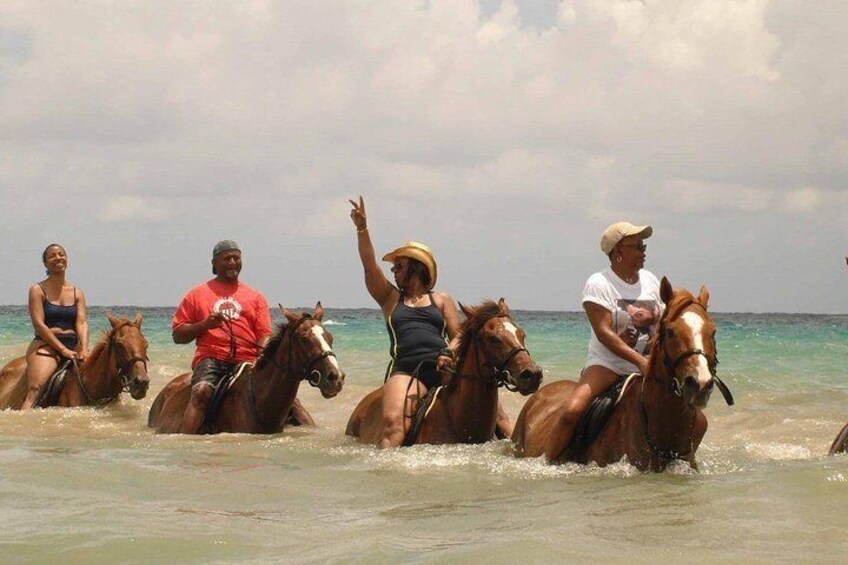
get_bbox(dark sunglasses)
[619,243,647,252]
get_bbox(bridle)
[655,299,733,404]
[74,323,148,406]
[457,314,529,391]
[246,314,337,432]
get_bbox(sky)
[0,1,846,313]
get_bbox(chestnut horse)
[148,303,344,434]
[0,314,150,409]
[346,299,543,445]
[513,277,730,471]
[829,422,848,455]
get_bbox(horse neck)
[445,337,499,441]
[75,337,120,402]
[249,340,302,431]
[642,351,697,456]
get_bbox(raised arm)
[583,301,649,376]
[349,196,397,311]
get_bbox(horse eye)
[665,328,675,338]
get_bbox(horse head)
[106,313,150,400]
[653,277,718,409]
[458,298,543,395]
[278,302,345,399]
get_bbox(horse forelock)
[647,289,711,375]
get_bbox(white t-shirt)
[581,268,663,375]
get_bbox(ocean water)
[0,305,846,563]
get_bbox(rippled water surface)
[0,307,846,563]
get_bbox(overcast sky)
[1,1,845,313]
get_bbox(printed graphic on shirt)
[611,299,660,353]
[213,297,243,321]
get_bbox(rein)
[639,377,694,462]
[656,300,733,406]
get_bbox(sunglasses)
[619,243,647,252]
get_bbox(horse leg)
[284,397,316,427]
[495,398,513,440]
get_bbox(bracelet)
[357,227,368,234]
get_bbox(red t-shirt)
[172,279,273,368]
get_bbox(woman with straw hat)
[348,196,463,448]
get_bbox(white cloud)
[0,1,845,312]
[97,195,167,223]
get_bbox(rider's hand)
[348,196,367,232]
[436,351,456,374]
[77,348,89,363]
[62,348,79,361]
[201,312,223,331]
[637,356,650,376]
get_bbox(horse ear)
[660,276,674,304]
[279,304,299,324]
[133,312,143,327]
[497,297,510,315]
[698,286,710,309]
[459,301,475,319]
[313,301,324,321]
[107,313,119,328]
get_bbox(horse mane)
[80,318,135,375]
[255,322,289,371]
[455,300,503,364]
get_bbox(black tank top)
[386,291,448,363]
[39,283,78,331]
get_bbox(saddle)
[571,373,639,454]
[201,362,252,433]
[402,385,445,447]
[34,361,72,408]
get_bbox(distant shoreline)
[1,305,846,317]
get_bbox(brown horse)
[829,422,848,455]
[513,277,729,471]
[346,299,543,445]
[147,303,344,434]
[0,314,150,409]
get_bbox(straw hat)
[600,222,652,255]
[382,241,438,289]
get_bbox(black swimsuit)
[35,283,79,350]
[385,291,448,389]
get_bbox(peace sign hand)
[349,196,367,232]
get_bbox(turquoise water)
[0,306,846,563]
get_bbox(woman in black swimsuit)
[21,244,89,409]
[349,197,462,448]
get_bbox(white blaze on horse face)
[310,326,340,371]
[502,321,521,347]
[681,311,712,386]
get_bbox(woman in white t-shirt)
[545,222,663,458]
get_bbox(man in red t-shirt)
[172,240,272,433]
